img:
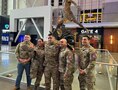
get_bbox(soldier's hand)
[24,58,30,62]
[64,73,68,79]
[72,48,75,53]
[19,58,26,63]
[18,58,23,62]
[30,44,34,48]
[79,69,86,75]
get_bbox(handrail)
[106,65,114,90]
[106,49,117,64]
[96,49,118,90]
[96,62,118,66]
[96,49,117,64]
[0,51,15,54]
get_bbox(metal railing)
[96,49,118,90]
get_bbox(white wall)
[7,0,26,15]
[7,0,13,15]
[17,0,26,9]
[105,0,118,3]
[8,0,45,15]
[79,0,103,10]
[10,6,52,40]
[26,0,45,7]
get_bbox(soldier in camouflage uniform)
[44,34,60,90]
[34,39,45,90]
[14,35,34,90]
[78,35,97,90]
[59,39,75,90]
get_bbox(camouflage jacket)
[79,45,97,74]
[59,47,75,75]
[44,41,60,67]
[15,41,34,60]
[34,45,45,69]
[30,45,45,79]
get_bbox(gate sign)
[77,27,103,35]
[81,29,99,34]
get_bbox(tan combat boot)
[27,86,32,90]
[13,86,20,90]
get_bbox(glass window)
[80,9,102,23]
[51,0,54,6]
[58,0,63,6]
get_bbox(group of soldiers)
[14,34,97,90]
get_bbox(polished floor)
[0,45,118,90]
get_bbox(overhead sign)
[81,29,99,34]
[77,27,103,35]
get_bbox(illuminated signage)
[80,12,102,23]
[81,29,99,34]
[4,24,9,29]
[2,36,9,41]
[77,28,103,35]
[2,33,9,44]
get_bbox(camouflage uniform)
[30,45,45,88]
[15,41,34,88]
[15,41,34,60]
[59,47,75,90]
[78,45,97,90]
[44,41,60,90]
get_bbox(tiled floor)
[0,45,118,90]
[0,76,44,90]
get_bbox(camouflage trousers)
[44,66,59,90]
[34,68,44,86]
[78,74,96,90]
[59,72,74,90]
